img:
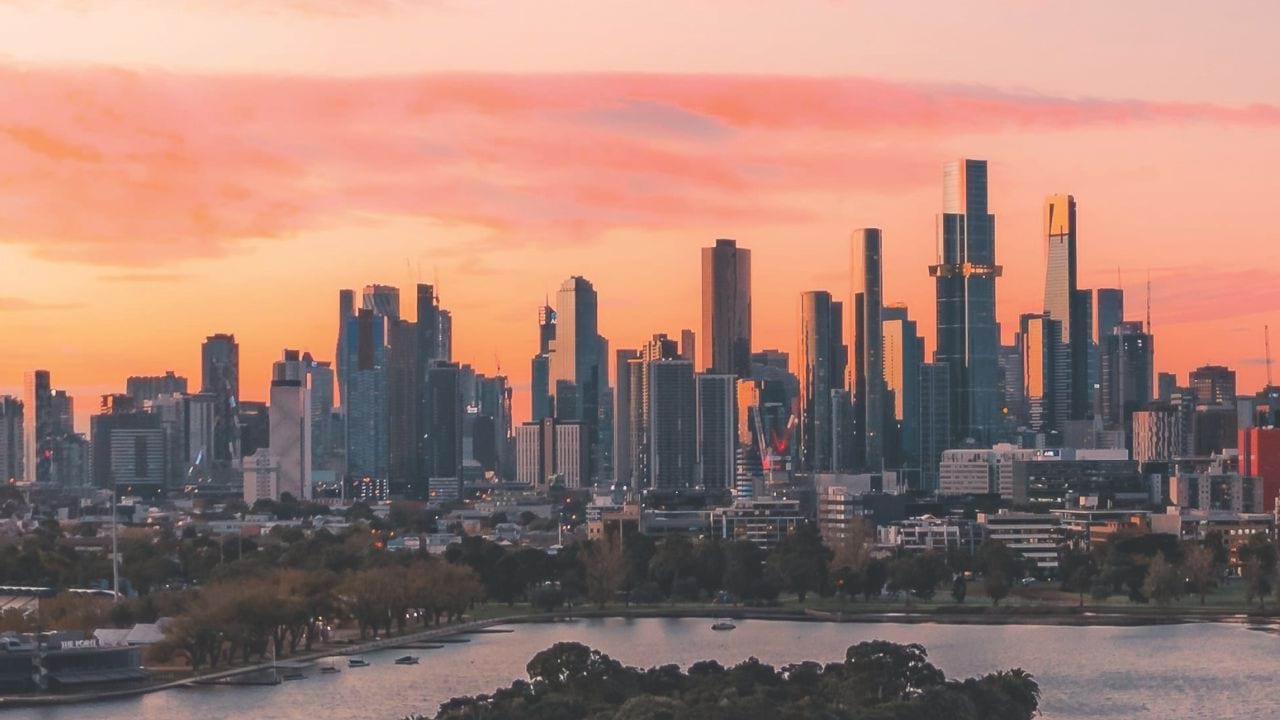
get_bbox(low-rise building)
[976,510,1064,575]
[876,515,981,554]
[1049,508,1150,547]
[1169,472,1264,514]
[709,498,804,550]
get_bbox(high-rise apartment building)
[1018,313,1069,434]
[1132,404,1185,463]
[851,228,885,471]
[882,304,923,472]
[425,362,463,500]
[548,276,604,483]
[931,159,1001,445]
[613,348,640,487]
[700,239,752,378]
[798,291,847,472]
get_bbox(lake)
[9,617,1278,720]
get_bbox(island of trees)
[415,640,1039,720]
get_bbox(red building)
[1240,427,1280,512]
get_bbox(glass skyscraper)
[700,239,752,378]
[931,159,1001,445]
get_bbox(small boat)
[394,655,420,665]
[319,662,341,674]
[280,669,306,681]
[711,621,737,631]
[348,657,370,667]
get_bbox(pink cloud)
[0,67,1277,266]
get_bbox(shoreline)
[3,604,1276,708]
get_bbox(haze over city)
[2,1,1280,430]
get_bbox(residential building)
[700,238,752,378]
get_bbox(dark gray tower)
[701,239,752,378]
[851,228,885,471]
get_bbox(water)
[9,618,1278,720]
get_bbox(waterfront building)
[877,516,981,555]
[976,510,1064,574]
[709,498,805,550]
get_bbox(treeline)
[418,640,1039,720]
[151,558,484,671]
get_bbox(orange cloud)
[1,67,1278,269]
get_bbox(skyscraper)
[22,370,52,485]
[696,374,736,490]
[1018,313,1069,434]
[91,394,167,497]
[345,307,390,482]
[613,348,640,487]
[1042,194,1089,419]
[0,396,23,483]
[548,276,604,483]
[125,371,188,406]
[931,159,1001,445]
[1101,321,1154,440]
[700,239,752,378]
[269,349,313,501]
[201,334,240,470]
[882,304,923,473]
[647,360,696,489]
[425,362,464,500]
[798,291,846,472]
[919,362,952,491]
[851,228,885,471]
[1094,288,1125,342]
[336,288,355,410]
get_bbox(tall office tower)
[269,350,313,501]
[882,304,923,472]
[531,354,552,423]
[647,360,696,489]
[91,394,167,497]
[425,362,463,500]
[613,349,640,487]
[416,284,442,362]
[701,239,752,378]
[798,291,847,472]
[851,229,886,472]
[0,397,22,482]
[23,370,52,484]
[336,289,355,410]
[304,355,335,471]
[625,335,682,489]
[1042,195,1088,419]
[126,371,188,407]
[387,318,422,496]
[1018,313,1069,434]
[696,374,736,490]
[1189,365,1236,407]
[345,307,390,481]
[997,342,1026,430]
[548,276,604,483]
[362,283,401,319]
[238,401,270,457]
[919,362,952,491]
[1100,321,1154,439]
[1094,288,1125,341]
[201,334,240,471]
[1157,372,1178,403]
[51,391,73,437]
[538,303,557,354]
[931,159,1001,445]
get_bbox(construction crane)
[1266,325,1274,388]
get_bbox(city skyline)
[3,1,1280,430]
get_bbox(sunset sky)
[2,0,1279,430]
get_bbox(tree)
[1244,557,1273,609]
[984,571,1010,607]
[951,574,967,604]
[721,541,764,601]
[975,540,1024,607]
[766,522,829,602]
[1141,553,1182,607]
[844,641,945,704]
[830,517,873,574]
[1059,547,1097,608]
[581,537,627,608]
[1179,543,1219,606]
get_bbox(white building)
[241,448,279,505]
[269,350,312,501]
[977,510,1064,574]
